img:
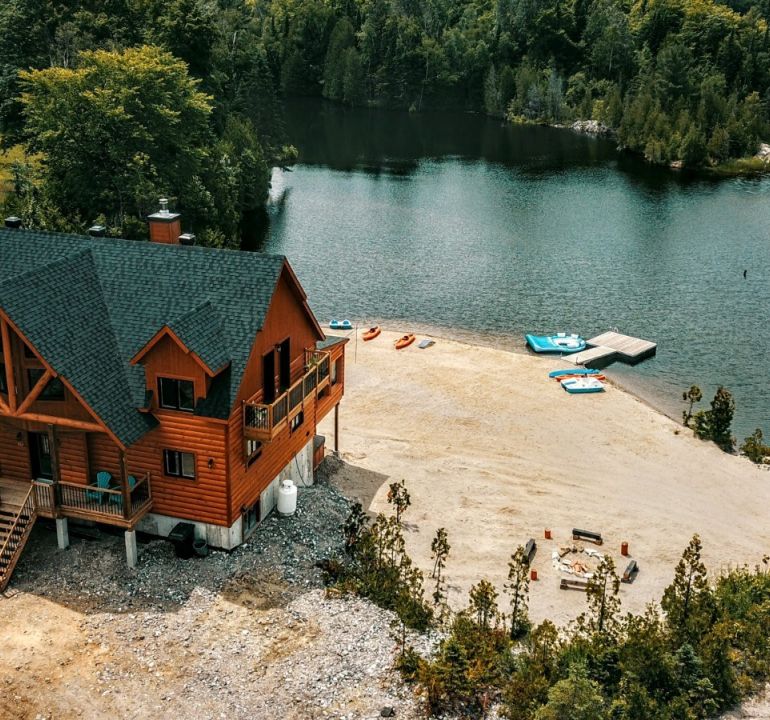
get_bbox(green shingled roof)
[0,228,298,446]
[167,301,229,374]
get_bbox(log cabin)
[0,206,347,589]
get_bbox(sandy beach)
[319,329,770,626]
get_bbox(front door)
[278,338,291,392]
[29,431,53,480]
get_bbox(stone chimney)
[147,198,181,244]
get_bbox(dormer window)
[158,377,195,412]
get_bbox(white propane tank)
[277,479,298,516]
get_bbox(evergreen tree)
[584,556,621,635]
[505,545,531,639]
[661,534,715,644]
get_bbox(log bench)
[524,538,537,565]
[560,577,589,591]
[572,528,603,545]
[621,560,639,584]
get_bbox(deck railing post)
[47,424,62,511]
[119,450,130,519]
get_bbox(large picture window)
[27,368,65,401]
[158,377,195,411]
[163,449,196,479]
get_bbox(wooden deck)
[0,476,152,529]
[569,331,657,368]
[0,478,29,509]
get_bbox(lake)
[256,99,770,440]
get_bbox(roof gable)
[0,228,301,443]
[0,249,155,446]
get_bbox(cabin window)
[290,411,304,432]
[245,438,262,466]
[163,449,196,479]
[0,363,6,394]
[27,368,65,401]
[158,377,195,411]
[242,501,259,539]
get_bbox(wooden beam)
[15,412,104,433]
[0,309,56,376]
[119,450,130,520]
[0,395,9,414]
[46,424,62,510]
[334,402,339,454]
[1,318,17,412]
[56,376,125,450]
[15,368,52,416]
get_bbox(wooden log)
[621,560,639,584]
[572,528,603,545]
[15,369,53,416]
[524,538,537,565]
[560,577,589,591]
[15,412,104,433]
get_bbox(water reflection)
[247,99,770,438]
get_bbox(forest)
[2,0,770,242]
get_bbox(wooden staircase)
[0,482,37,592]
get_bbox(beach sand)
[319,329,770,626]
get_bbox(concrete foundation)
[55,518,69,550]
[136,437,315,550]
[125,530,138,568]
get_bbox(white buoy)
[277,479,298,516]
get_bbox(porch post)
[119,450,130,520]
[55,518,69,550]
[47,423,61,509]
[124,530,137,569]
[334,403,339,455]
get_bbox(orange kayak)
[363,326,381,341]
[395,334,415,350]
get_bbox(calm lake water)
[257,99,770,439]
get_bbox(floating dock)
[569,331,657,368]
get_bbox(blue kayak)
[329,319,353,330]
[548,368,600,378]
[525,333,586,354]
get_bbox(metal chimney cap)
[179,233,196,246]
[159,198,169,213]
[88,224,106,237]
[4,216,22,229]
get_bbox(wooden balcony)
[243,349,331,443]
[32,472,153,529]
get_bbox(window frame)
[158,376,195,412]
[245,438,262,467]
[163,449,197,480]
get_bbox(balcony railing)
[31,472,152,527]
[244,349,330,442]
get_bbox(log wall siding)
[126,412,228,526]
[234,270,322,407]
[87,433,121,479]
[227,272,327,520]
[0,425,31,480]
[58,432,88,484]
